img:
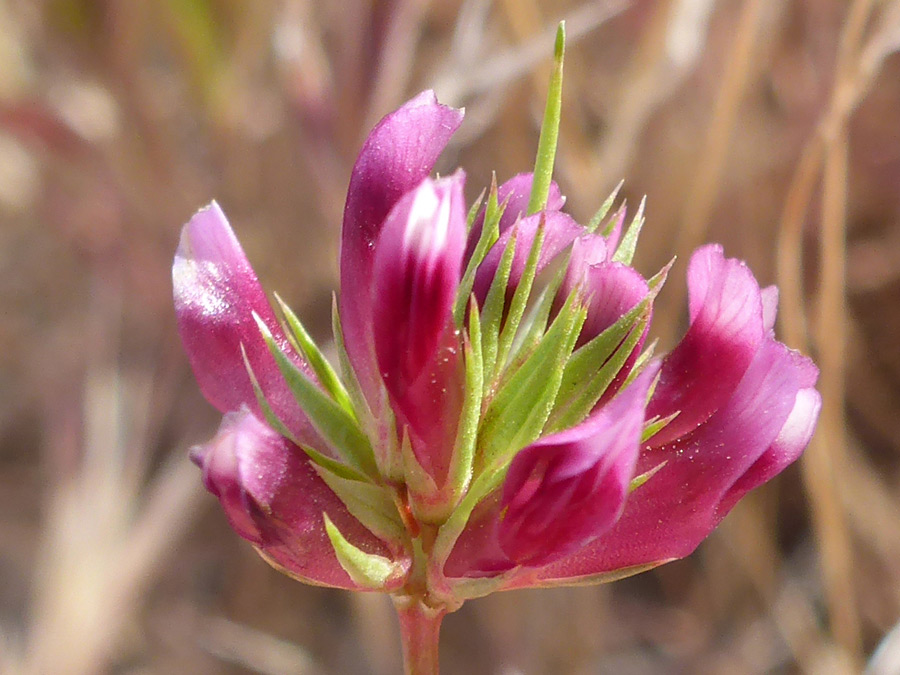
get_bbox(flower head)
[174,30,819,626]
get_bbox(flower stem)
[393,595,446,675]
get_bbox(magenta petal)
[761,285,779,332]
[498,364,657,567]
[339,91,464,410]
[192,408,405,590]
[569,231,609,270]
[472,210,585,305]
[373,173,466,401]
[530,338,815,583]
[566,260,652,405]
[718,380,820,515]
[399,326,465,484]
[371,174,467,481]
[645,245,766,445]
[569,260,649,348]
[464,172,565,264]
[173,203,316,442]
[601,205,627,253]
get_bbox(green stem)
[393,596,446,675]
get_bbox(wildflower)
[174,24,819,673]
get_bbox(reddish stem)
[393,596,446,675]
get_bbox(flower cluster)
[174,64,819,617]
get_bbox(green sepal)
[323,513,400,590]
[496,217,546,370]
[433,468,501,566]
[599,203,626,239]
[648,258,675,291]
[525,561,666,588]
[331,295,374,421]
[641,412,679,443]
[587,180,624,234]
[399,429,439,508]
[465,188,486,232]
[253,313,378,479]
[240,344,369,483]
[546,305,650,433]
[332,295,401,480]
[478,285,587,470]
[450,568,521,601]
[631,338,659,376]
[547,259,673,431]
[274,293,354,418]
[480,227,519,383]
[629,460,667,492]
[611,196,646,264]
[619,338,661,396]
[445,299,484,508]
[313,465,407,545]
[508,251,570,360]
[453,174,507,325]
[527,21,565,215]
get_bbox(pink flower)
[174,89,819,607]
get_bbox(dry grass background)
[1,0,899,673]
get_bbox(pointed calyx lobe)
[339,92,464,413]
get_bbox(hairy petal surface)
[464,172,565,264]
[645,245,765,445]
[173,203,316,442]
[340,91,464,410]
[522,338,817,585]
[191,409,405,590]
[498,364,657,567]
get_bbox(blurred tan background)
[2,0,900,673]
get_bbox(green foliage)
[527,22,566,215]
[587,181,624,234]
[454,175,506,324]
[254,313,378,479]
[275,293,354,417]
[314,466,407,544]
[445,300,484,509]
[496,218,546,371]
[480,228,518,383]
[323,514,399,590]
[478,286,586,471]
[611,196,647,265]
